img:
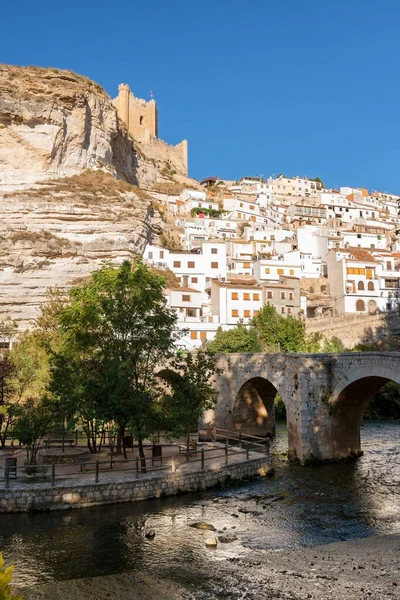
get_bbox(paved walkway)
[0,442,269,490]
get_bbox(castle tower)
[115,83,130,131]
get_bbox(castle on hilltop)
[112,83,188,176]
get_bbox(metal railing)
[215,428,270,454]
[0,437,263,489]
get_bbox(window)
[366,269,373,279]
[267,291,273,299]
[281,307,285,314]
[190,331,198,339]
[160,251,164,259]
[253,293,260,301]
[243,293,250,301]
[182,294,191,302]
[368,281,374,291]
[289,292,293,300]
[231,309,239,317]
[253,310,259,317]
[250,205,255,210]
[173,261,181,268]
[289,269,295,275]
[265,268,270,274]
[148,252,153,260]
[240,203,243,207]
[192,277,198,284]
[211,248,218,254]
[287,307,292,314]
[347,267,365,275]
[231,292,239,300]
[357,281,364,291]
[244,310,251,318]
[281,291,286,299]
[243,262,250,269]
[188,261,195,268]
[211,262,218,268]
[277,268,284,275]
[356,300,365,312]
[200,331,207,341]
[357,234,362,239]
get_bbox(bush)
[0,553,22,600]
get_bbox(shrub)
[0,553,22,600]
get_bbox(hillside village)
[1,65,400,349]
[143,176,400,349]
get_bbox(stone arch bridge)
[201,352,400,464]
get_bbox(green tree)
[161,351,217,455]
[252,304,308,352]
[207,323,261,353]
[51,259,177,466]
[13,397,53,466]
[0,554,22,600]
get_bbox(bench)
[44,438,75,450]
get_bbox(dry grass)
[4,171,152,204]
[10,230,71,247]
[151,181,187,195]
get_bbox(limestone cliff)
[0,64,201,329]
[0,64,186,190]
[0,171,163,327]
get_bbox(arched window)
[140,115,144,125]
[368,281,374,291]
[356,300,365,312]
[358,280,365,291]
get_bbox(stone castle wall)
[112,84,188,176]
[0,455,271,513]
[306,312,400,348]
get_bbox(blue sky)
[1,0,399,192]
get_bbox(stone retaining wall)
[0,456,271,513]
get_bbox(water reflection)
[0,421,398,585]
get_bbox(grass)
[4,170,152,205]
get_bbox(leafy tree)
[13,397,53,466]
[161,351,217,455]
[207,323,261,353]
[52,259,177,467]
[252,304,308,352]
[0,330,50,449]
[0,554,22,600]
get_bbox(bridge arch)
[329,365,400,458]
[230,376,282,438]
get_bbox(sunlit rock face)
[0,171,159,328]
[0,64,141,189]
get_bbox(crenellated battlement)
[112,83,188,176]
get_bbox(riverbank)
[0,446,271,512]
[19,533,400,599]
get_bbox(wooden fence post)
[51,463,55,486]
[95,460,99,483]
[5,465,9,489]
[225,445,228,465]
[201,447,205,470]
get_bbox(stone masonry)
[0,455,270,513]
[203,352,400,464]
[112,83,188,176]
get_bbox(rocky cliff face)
[0,64,201,329]
[0,64,166,190]
[0,171,162,327]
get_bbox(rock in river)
[189,522,216,531]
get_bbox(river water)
[0,420,399,587]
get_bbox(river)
[0,420,399,588]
